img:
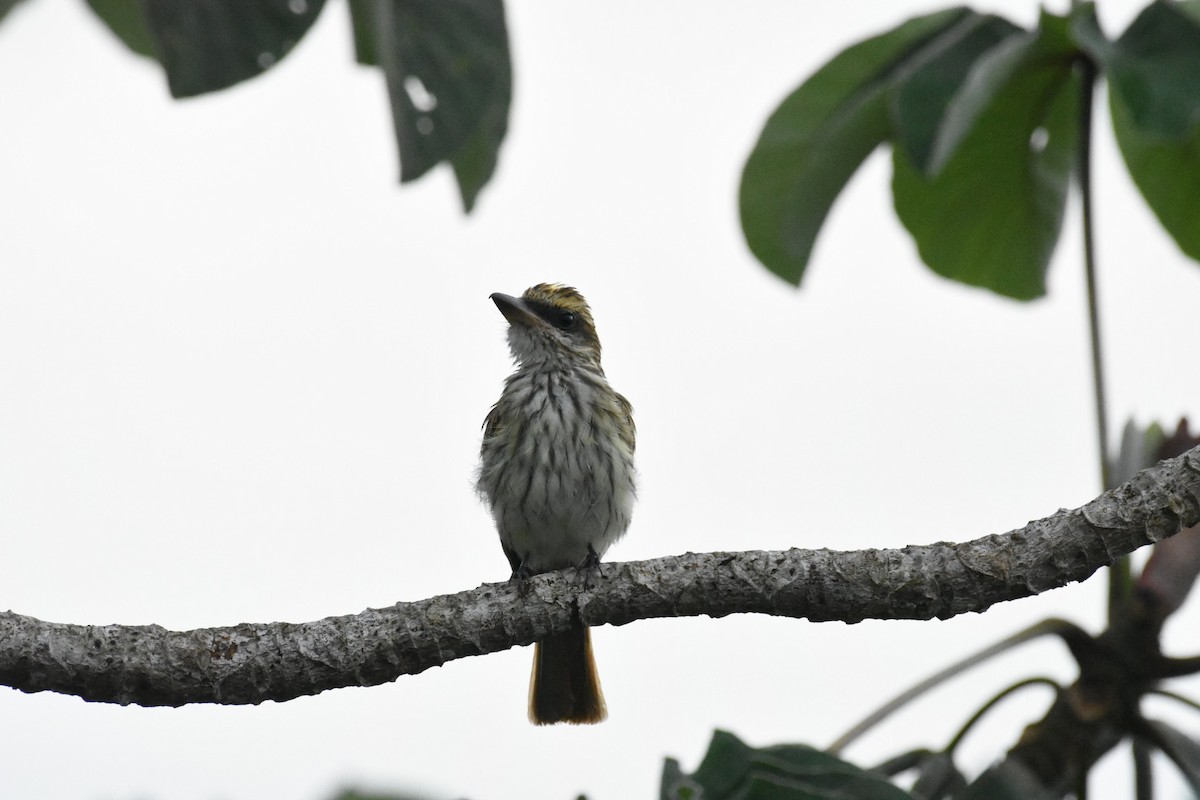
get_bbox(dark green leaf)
[142,0,327,98]
[1102,0,1200,262]
[677,728,755,798]
[85,0,158,60]
[326,790,433,800]
[873,749,967,800]
[376,0,511,212]
[890,13,1022,173]
[891,12,1079,300]
[347,0,378,66]
[959,762,1059,800]
[662,730,913,800]
[741,770,907,800]
[660,758,696,800]
[739,7,977,286]
[1140,719,1200,793]
[449,87,508,209]
[0,0,28,25]
[1068,2,1112,64]
[1111,85,1200,261]
[908,751,966,800]
[1103,1,1200,140]
[873,749,936,777]
[921,15,1071,177]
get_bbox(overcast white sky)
[2,1,1199,798]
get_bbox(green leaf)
[661,730,913,800]
[1142,718,1200,793]
[142,0,327,98]
[907,751,966,800]
[1111,87,1200,261]
[85,0,159,60]
[920,12,1072,177]
[890,13,1022,173]
[1068,2,1113,64]
[347,0,379,66]
[739,7,981,286]
[451,95,509,211]
[959,762,1058,800]
[1103,1,1200,140]
[0,0,28,25]
[376,0,511,212]
[660,758,695,800]
[325,790,433,800]
[892,12,1079,300]
[1103,0,1200,262]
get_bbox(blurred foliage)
[328,789,433,800]
[740,0,1200,299]
[10,0,1200,265]
[85,0,156,58]
[370,0,510,211]
[75,0,511,212]
[0,0,27,23]
[734,0,1200,790]
[662,730,913,800]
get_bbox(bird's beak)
[490,293,545,329]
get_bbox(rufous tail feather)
[528,624,606,725]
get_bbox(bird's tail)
[529,623,607,725]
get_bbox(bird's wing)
[615,392,636,454]
[481,403,503,448]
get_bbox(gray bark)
[2,446,1198,708]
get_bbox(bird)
[476,283,637,725]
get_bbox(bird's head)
[490,284,603,368]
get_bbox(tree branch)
[4,447,1199,708]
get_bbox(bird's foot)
[579,544,603,590]
[509,561,534,597]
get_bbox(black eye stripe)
[527,300,581,331]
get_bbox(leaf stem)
[1075,50,1125,611]
[1133,737,1154,800]
[1076,56,1109,489]
[827,619,1085,754]
[1148,690,1200,718]
[945,676,1061,754]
